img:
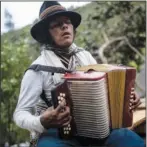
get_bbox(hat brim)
[30,11,81,44]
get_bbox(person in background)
[13,1,144,147]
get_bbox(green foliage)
[1,26,37,145]
[74,2,145,71]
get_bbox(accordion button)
[60,93,63,96]
[60,97,63,101]
[62,93,66,97]
[131,87,135,91]
[58,96,61,100]
[69,127,71,131]
[58,100,61,104]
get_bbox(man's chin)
[59,41,73,49]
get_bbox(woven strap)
[26,64,73,74]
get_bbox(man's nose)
[61,22,68,29]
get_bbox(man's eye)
[50,23,59,28]
[54,23,60,27]
[49,19,71,29]
[66,20,71,24]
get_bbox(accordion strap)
[26,64,73,74]
[25,64,72,107]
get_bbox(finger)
[133,95,140,104]
[131,100,141,110]
[129,92,133,102]
[131,100,142,110]
[62,116,72,127]
[129,92,140,104]
[61,116,71,125]
[129,99,134,104]
[58,106,70,120]
[131,97,140,106]
[56,101,66,113]
[55,116,70,127]
[59,98,66,106]
[133,99,140,105]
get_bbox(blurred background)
[1,1,146,147]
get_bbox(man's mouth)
[62,32,71,36]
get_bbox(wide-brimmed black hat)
[30,1,81,44]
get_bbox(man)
[13,1,144,147]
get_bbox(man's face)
[48,16,74,49]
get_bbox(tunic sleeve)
[13,70,45,133]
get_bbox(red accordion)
[51,64,136,139]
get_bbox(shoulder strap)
[25,64,73,108]
[40,90,52,107]
[26,64,73,74]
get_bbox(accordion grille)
[68,78,110,139]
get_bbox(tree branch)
[124,37,145,61]
[93,36,145,63]
[97,36,126,63]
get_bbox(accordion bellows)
[51,64,136,139]
[67,72,110,138]
[76,64,136,128]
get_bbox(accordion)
[51,64,136,139]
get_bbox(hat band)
[40,5,66,19]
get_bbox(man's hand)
[130,91,141,111]
[40,100,71,129]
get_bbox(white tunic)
[13,49,97,133]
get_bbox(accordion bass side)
[51,64,136,139]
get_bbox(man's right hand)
[40,100,71,129]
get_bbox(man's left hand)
[130,91,142,111]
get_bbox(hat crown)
[39,1,61,16]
